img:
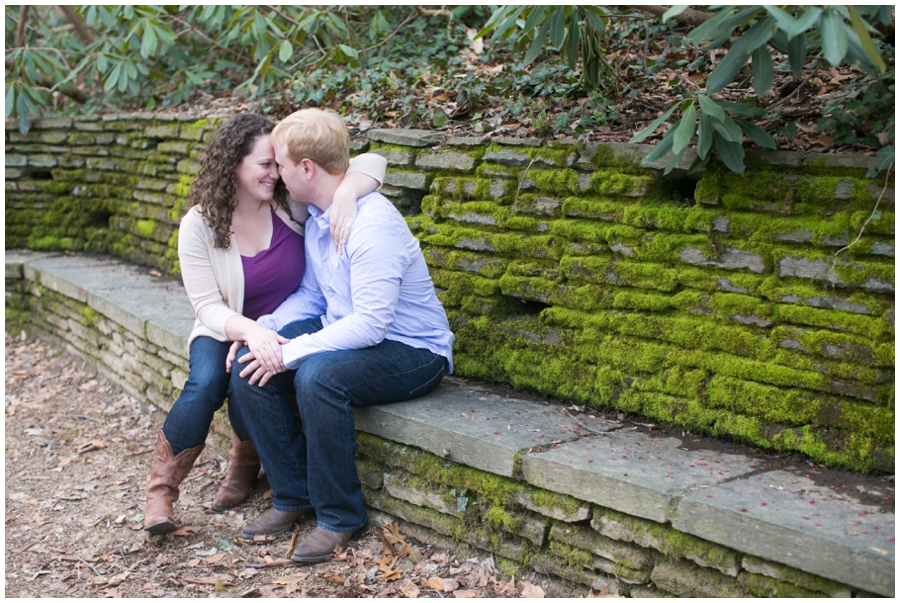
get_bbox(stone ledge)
[4,250,894,597]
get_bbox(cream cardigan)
[179,153,387,348]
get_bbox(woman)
[144,113,386,535]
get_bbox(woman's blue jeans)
[229,318,447,533]
[162,336,248,456]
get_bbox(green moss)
[584,310,775,361]
[81,306,97,326]
[588,143,644,171]
[577,332,668,374]
[597,508,740,572]
[551,218,644,246]
[633,366,709,398]
[694,176,722,204]
[563,196,631,221]
[612,262,681,292]
[547,540,594,568]
[740,555,855,596]
[773,304,886,340]
[589,170,655,197]
[369,142,418,154]
[356,433,526,508]
[851,209,894,235]
[424,248,509,279]
[135,219,157,238]
[525,168,579,195]
[485,505,524,532]
[803,157,873,179]
[527,489,584,518]
[29,235,75,251]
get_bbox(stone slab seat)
[4,250,894,597]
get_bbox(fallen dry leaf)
[520,581,545,598]
[454,589,478,598]
[171,526,198,537]
[324,574,347,585]
[425,576,445,591]
[383,521,407,546]
[399,581,421,598]
[205,553,224,565]
[76,440,107,454]
[376,555,395,573]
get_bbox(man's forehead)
[273,145,292,164]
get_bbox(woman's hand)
[329,181,359,256]
[225,340,242,374]
[241,323,289,375]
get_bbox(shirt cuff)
[281,336,308,370]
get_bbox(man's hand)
[238,349,284,387]
[243,324,289,374]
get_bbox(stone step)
[5,249,894,596]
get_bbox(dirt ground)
[4,333,566,598]
[5,331,893,597]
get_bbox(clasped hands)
[225,325,289,387]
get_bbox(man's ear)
[300,158,316,181]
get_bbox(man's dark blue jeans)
[162,336,249,456]
[229,317,447,533]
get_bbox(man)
[228,108,454,564]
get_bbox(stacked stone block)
[5,117,895,473]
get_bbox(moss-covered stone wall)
[5,114,212,273]
[413,139,894,473]
[5,117,895,473]
[356,432,865,597]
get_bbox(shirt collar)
[308,204,331,229]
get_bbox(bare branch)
[59,6,95,46]
[620,5,712,27]
[415,6,453,18]
[16,6,30,48]
[361,10,418,53]
[264,5,302,28]
[165,14,248,65]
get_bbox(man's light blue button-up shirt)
[258,192,454,371]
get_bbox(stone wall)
[6,251,890,598]
[5,114,895,473]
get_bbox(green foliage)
[4,5,406,132]
[477,6,610,91]
[5,4,894,175]
[629,5,891,174]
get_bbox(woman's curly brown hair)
[185,113,291,249]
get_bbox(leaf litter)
[5,333,567,597]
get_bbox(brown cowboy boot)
[211,431,260,512]
[144,430,205,535]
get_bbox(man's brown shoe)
[290,527,364,564]
[240,508,311,539]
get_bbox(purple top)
[240,211,305,321]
